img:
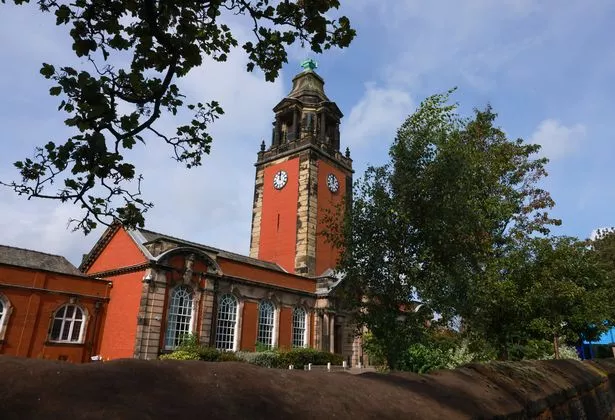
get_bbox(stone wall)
[5,357,615,419]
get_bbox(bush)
[397,343,449,374]
[445,340,478,369]
[159,350,200,361]
[279,347,343,369]
[218,351,241,362]
[235,348,344,369]
[197,346,222,361]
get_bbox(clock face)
[327,173,339,193]
[273,170,288,190]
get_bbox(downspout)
[85,301,101,363]
[141,268,154,359]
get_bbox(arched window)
[49,304,86,343]
[0,295,11,341]
[292,307,307,348]
[257,300,275,349]
[165,285,194,350]
[215,294,238,351]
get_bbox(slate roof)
[133,228,285,273]
[0,244,84,277]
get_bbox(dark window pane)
[71,321,82,341]
[50,319,62,340]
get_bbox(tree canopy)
[1,0,355,233]
[329,90,614,367]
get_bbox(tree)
[329,90,561,367]
[389,90,560,321]
[469,236,614,359]
[525,236,613,358]
[1,0,355,233]
[592,227,615,280]
[327,166,430,369]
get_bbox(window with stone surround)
[292,307,307,348]
[215,294,238,351]
[49,304,87,344]
[257,300,275,349]
[164,285,194,350]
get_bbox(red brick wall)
[240,301,258,351]
[97,271,143,360]
[258,158,300,273]
[316,160,348,276]
[0,265,108,363]
[87,228,147,274]
[278,307,292,349]
[87,227,148,360]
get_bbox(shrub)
[235,348,343,369]
[540,344,581,361]
[397,343,448,374]
[250,351,281,368]
[197,346,222,361]
[159,350,200,361]
[218,351,241,362]
[445,340,478,369]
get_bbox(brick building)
[79,61,365,365]
[0,62,366,366]
[0,245,110,363]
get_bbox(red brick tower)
[249,60,353,276]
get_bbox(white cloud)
[342,83,413,148]
[529,119,587,160]
[0,9,287,264]
[590,227,615,240]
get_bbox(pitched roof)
[0,244,84,277]
[132,228,285,272]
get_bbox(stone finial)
[345,147,351,158]
[260,139,266,152]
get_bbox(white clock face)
[273,170,288,190]
[327,173,339,193]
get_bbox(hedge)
[160,346,343,369]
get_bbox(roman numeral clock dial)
[327,173,339,193]
[273,170,288,190]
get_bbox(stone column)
[134,269,167,360]
[323,312,330,352]
[273,116,281,146]
[320,112,326,142]
[329,314,335,354]
[199,279,216,347]
[313,310,322,350]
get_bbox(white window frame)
[164,285,195,350]
[292,307,308,348]
[215,294,239,351]
[49,304,88,344]
[257,300,276,349]
[0,295,12,341]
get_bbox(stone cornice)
[208,272,317,298]
[256,142,353,173]
[85,262,151,278]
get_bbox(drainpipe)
[85,301,102,363]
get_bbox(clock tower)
[249,60,353,276]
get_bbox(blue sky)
[1,1,614,265]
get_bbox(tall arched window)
[292,307,307,348]
[49,304,86,343]
[165,285,194,350]
[215,294,238,351]
[0,294,11,341]
[257,300,275,349]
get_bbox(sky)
[1,1,614,266]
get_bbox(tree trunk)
[553,334,560,359]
